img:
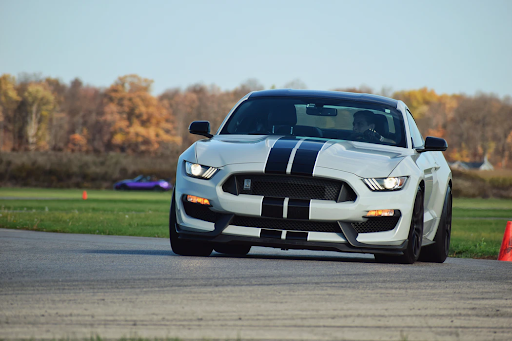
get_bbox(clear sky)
[1,0,511,97]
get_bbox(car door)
[406,110,439,235]
[140,176,152,190]
[133,176,148,190]
[147,180,160,189]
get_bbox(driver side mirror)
[417,136,448,152]
[189,121,213,138]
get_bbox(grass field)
[1,188,510,259]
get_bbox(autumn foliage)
[102,75,179,152]
[1,74,512,168]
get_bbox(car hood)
[195,135,407,178]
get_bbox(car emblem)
[244,179,251,190]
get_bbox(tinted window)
[220,97,406,147]
[406,110,424,148]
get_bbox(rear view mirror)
[189,121,213,138]
[306,105,337,116]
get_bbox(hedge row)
[1,152,512,198]
[0,152,179,189]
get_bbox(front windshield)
[220,97,406,147]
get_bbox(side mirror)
[417,136,448,153]
[189,121,213,138]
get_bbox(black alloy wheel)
[444,192,452,255]
[419,186,452,263]
[375,187,424,264]
[169,190,213,257]
[409,190,424,261]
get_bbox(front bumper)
[174,161,417,254]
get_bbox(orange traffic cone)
[498,221,512,262]
[82,191,88,200]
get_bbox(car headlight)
[185,161,219,179]
[363,176,408,191]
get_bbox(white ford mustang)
[169,89,452,264]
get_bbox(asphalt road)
[1,228,511,341]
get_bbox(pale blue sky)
[1,0,511,97]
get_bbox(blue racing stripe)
[264,137,300,174]
[261,197,285,218]
[287,199,310,220]
[290,139,328,176]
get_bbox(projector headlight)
[363,176,408,191]
[185,161,219,179]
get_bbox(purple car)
[114,175,172,191]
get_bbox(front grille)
[351,216,400,233]
[222,174,356,202]
[182,201,220,223]
[231,215,342,233]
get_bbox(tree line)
[1,73,511,168]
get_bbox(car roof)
[249,89,398,107]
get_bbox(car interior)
[223,99,406,147]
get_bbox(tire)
[375,187,424,264]
[153,186,164,192]
[214,244,251,256]
[418,186,452,263]
[120,184,128,191]
[169,190,213,257]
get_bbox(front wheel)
[169,190,213,257]
[375,187,424,264]
[419,186,452,263]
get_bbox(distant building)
[449,156,494,171]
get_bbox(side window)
[406,110,424,148]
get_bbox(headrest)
[268,103,297,126]
[374,114,389,136]
[294,125,323,138]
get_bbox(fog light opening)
[366,209,395,217]
[186,195,211,206]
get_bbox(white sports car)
[169,90,452,264]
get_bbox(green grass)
[0,187,173,201]
[453,208,512,218]
[453,197,512,210]
[450,198,511,258]
[0,188,172,238]
[450,219,506,259]
[1,188,511,259]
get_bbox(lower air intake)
[182,201,220,223]
[231,215,342,233]
[351,216,400,233]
